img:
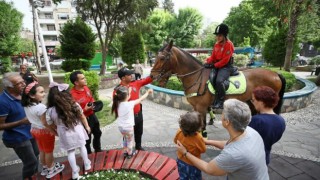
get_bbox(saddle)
[208,68,246,95]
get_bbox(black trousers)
[134,104,143,148]
[135,73,141,80]
[85,114,102,154]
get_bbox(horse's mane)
[159,44,204,66]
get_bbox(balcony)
[41,31,58,36]
[38,18,55,24]
[44,41,60,46]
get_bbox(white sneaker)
[84,161,91,171]
[72,166,80,180]
[46,162,65,179]
[40,167,49,176]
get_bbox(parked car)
[49,59,65,66]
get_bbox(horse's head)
[150,40,175,87]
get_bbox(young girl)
[112,87,153,158]
[21,81,64,179]
[46,82,91,180]
[174,111,206,180]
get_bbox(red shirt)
[113,76,152,114]
[206,39,234,69]
[70,86,94,117]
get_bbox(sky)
[6,0,243,31]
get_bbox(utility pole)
[33,0,53,83]
[31,0,42,74]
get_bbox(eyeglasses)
[13,81,25,86]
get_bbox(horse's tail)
[274,73,286,114]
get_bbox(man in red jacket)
[70,71,102,154]
[204,23,235,109]
[113,67,153,150]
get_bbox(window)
[58,14,69,20]
[44,13,53,19]
[44,0,51,7]
[47,25,56,31]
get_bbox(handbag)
[93,100,104,112]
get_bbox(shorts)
[31,128,55,153]
[177,159,202,180]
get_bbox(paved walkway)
[1,70,320,179]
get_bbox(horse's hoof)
[208,119,214,125]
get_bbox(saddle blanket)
[208,72,247,95]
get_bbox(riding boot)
[212,83,226,109]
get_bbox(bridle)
[151,49,206,96]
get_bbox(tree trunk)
[316,74,320,86]
[283,0,303,71]
[99,43,107,75]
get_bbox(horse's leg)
[199,111,208,138]
[207,107,215,125]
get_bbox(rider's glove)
[204,63,213,68]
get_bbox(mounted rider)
[204,23,235,109]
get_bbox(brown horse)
[150,41,286,136]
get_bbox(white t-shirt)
[117,100,137,129]
[24,103,47,129]
[215,127,269,180]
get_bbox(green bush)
[64,70,100,100]
[233,54,249,67]
[267,68,297,92]
[61,59,91,72]
[309,56,320,65]
[0,57,12,74]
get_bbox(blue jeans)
[4,138,39,179]
[177,159,202,180]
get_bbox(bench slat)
[139,152,160,173]
[130,151,149,170]
[122,151,138,169]
[94,151,106,171]
[103,149,117,170]
[86,153,95,173]
[164,167,179,180]
[61,161,72,180]
[113,150,125,170]
[146,155,169,177]
[154,159,177,180]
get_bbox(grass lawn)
[95,100,116,127]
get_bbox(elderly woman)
[20,64,38,85]
[176,99,269,180]
[249,86,286,165]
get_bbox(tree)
[263,29,287,68]
[0,1,23,64]
[144,9,174,53]
[224,1,263,47]
[121,29,145,67]
[60,17,96,60]
[169,8,203,48]
[74,0,157,75]
[59,17,96,71]
[163,0,174,14]
[199,22,219,48]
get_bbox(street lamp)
[33,0,53,83]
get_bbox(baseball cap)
[118,67,134,79]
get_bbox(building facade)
[36,0,76,57]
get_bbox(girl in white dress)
[112,86,153,158]
[46,82,91,179]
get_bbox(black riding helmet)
[213,23,229,37]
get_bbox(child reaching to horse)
[112,87,153,158]
[21,81,64,179]
[174,111,206,180]
[46,82,91,179]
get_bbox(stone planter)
[142,77,318,113]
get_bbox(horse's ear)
[166,40,173,51]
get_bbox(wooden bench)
[32,149,179,180]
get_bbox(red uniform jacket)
[70,86,94,117]
[206,40,234,69]
[113,76,152,114]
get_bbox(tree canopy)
[0,0,23,57]
[59,17,96,60]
